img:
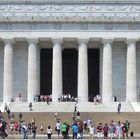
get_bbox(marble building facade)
[0,0,140,102]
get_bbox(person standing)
[61,122,67,139]
[47,126,52,139]
[89,125,95,139]
[29,102,32,111]
[108,123,115,139]
[103,123,108,139]
[122,123,126,139]
[32,124,37,139]
[18,112,23,123]
[66,123,70,139]
[117,102,121,113]
[125,120,130,138]
[54,112,58,121]
[76,111,80,120]
[31,118,35,126]
[55,120,61,138]
[22,123,28,139]
[97,123,103,138]
[116,121,122,139]
[74,103,77,112]
[4,103,8,112]
[0,120,8,139]
[40,124,44,134]
[7,108,11,120]
[72,123,79,139]
[77,122,83,139]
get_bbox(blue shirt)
[72,124,78,133]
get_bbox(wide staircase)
[2,112,140,134]
[0,102,139,135]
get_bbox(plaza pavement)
[5,133,140,139]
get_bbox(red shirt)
[97,125,102,132]
[103,126,108,133]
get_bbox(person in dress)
[116,121,122,139]
[89,125,95,139]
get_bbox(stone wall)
[0,43,4,102]
[136,43,140,100]
[112,42,127,101]
[13,42,28,101]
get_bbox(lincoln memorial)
[0,0,140,103]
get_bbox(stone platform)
[0,101,140,112]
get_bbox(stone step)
[7,102,135,112]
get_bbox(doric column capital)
[52,38,63,45]
[126,38,137,45]
[102,38,114,45]
[78,38,89,46]
[27,38,38,45]
[3,38,15,45]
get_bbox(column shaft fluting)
[78,39,88,102]
[27,39,38,102]
[102,39,113,102]
[126,40,137,101]
[52,39,62,102]
[3,39,14,102]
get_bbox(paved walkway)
[6,134,140,139]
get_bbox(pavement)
[5,134,140,139]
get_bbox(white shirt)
[116,125,122,134]
[47,128,52,134]
[56,122,61,130]
[54,112,58,117]
[87,119,91,126]
[89,126,95,135]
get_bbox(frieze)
[0,3,140,23]
[0,3,137,12]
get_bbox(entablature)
[0,1,140,23]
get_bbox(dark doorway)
[62,49,78,97]
[40,49,52,95]
[88,49,99,100]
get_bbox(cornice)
[0,0,140,4]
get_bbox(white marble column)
[52,39,62,102]
[78,39,88,102]
[3,39,14,102]
[126,39,137,102]
[37,46,40,96]
[27,39,38,102]
[102,39,113,102]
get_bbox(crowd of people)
[89,95,102,103]
[0,104,131,139]
[33,95,52,103]
[58,94,78,102]
[16,92,103,103]
[33,94,102,103]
